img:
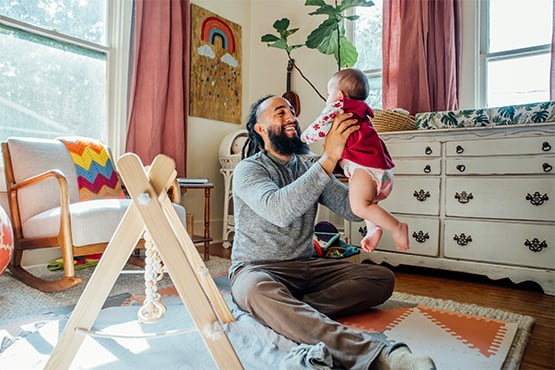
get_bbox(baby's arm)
[301,100,343,144]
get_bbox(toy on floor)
[313,221,360,259]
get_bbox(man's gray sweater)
[230,151,361,275]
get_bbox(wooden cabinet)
[347,123,555,295]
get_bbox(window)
[351,0,553,109]
[0,1,131,155]
[483,0,553,107]
[351,0,383,109]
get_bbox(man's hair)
[334,68,369,101]
[242,94,275,159]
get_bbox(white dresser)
[347,123,555,295]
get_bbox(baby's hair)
[333,68,369,101]
[242,94,275,159]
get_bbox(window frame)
[0,1,132,191]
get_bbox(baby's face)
[326,77,342,104]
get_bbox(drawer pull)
[454,191,473,204]
[542,142,551,152]
[413,190,431,202]
[412,231,429,243]
[526,191,549,206]
[358,225,367,238]
[543,163,553,173]
[456,145,464,154]
[453,233,472,246]
[425,146,433,155]
[525,238,548,253]
[456,164,466,173]
[423,165,431,173]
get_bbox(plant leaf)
[306,18,337,49]
[336,36,358,67]
[273,18,290,32]
[261,34,279,42]
[339,0,375,12]
[304,0,327,6]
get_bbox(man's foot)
[361,227,382,252]
[392,222,409,251]
[372,344,436,370]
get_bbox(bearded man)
[229,95,436,370]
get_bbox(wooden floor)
[207,245,554,369]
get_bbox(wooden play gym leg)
[45,154,242,369]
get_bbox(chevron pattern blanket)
[58,137,125,200]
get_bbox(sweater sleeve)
[300,100,343,144]
[233,157,332,228]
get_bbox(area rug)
[0,273,534,370]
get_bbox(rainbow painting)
[201,16,236,53]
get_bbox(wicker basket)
[372,109,416,132]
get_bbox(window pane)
[486,53,550,107]
[0,24,106,139]
[489,0,553,52]
[367,75,382,109]
[0,0,107,45]
[354,0,382,71]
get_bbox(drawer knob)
[455,191,473,204]
[425,146,433,155]
[358,225,367,238]
[543,163,553,173]
[525,238,548,253]
[413,189,431,202]
[526,192,549,206]
[542,142,552,152]
[456,164,466,173]
[453,233,472,246]
[456,145,464,154]
[423,165,431,173]
[412,231,430,243]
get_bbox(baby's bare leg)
[349,169,409,251]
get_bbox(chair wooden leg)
[9,248,81,292]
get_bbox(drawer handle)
[456,145,464,154]
[525,238,548,253]
[543,163,553,173]
[453,233,472,246]
[526,192,549,206]
[542,142,552,152]
[358,225,367,238]
[413,190,431,202]
[412,231,429,243]
[425,146,433,155]
[423,165,431,173]
[456,164,466,173]
[455,191,473,204]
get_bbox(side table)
[179,183,214,260]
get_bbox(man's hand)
[319,111,359,175]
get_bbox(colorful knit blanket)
[58,137,125,201]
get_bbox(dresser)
[347,123,555,295]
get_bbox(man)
[230,95,435,369]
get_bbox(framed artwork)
[190,4,242,124]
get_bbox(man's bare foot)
[392,222,409,251]
[361,227,383,252]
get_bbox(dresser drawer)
[444,219,554,269]
[446,136,554,157]
[386,141,441,158]
[446,156,555,175]
[350,216,439,256]
[445,177,555,221]
[382,177,440,215]
[393,158,441,175]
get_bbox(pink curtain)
[126,0,190,177]
[551,0,554,100]
[382,0,461,114]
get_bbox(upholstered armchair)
[2,136,187,292]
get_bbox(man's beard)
[268,124,309,156]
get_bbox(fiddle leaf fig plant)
[260,0,374,100]
[305,0,374,68]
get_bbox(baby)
[301,68,409,252]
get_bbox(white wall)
[185,0,337,244]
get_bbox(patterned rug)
[0,273,534,370]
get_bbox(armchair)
[2,137,187,292]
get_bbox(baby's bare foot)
[392,222,409,251]
[361,228,383,252]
